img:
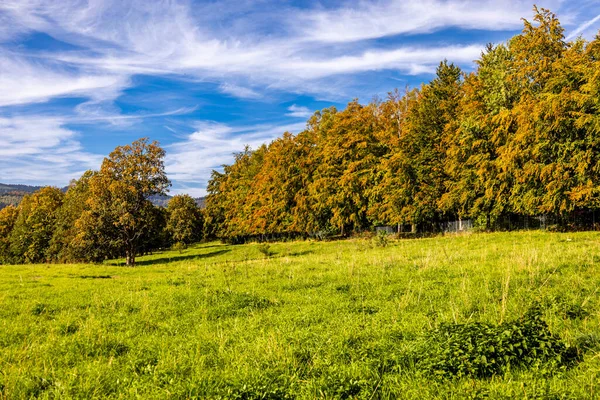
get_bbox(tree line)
[204,9,600,242]
[0,139,203,266]
[2,9,599,263]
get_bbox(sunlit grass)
[1,231,599,398]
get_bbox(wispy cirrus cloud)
[166,120,307,196]
[0,0,591,106]
[219,83,262,99]
[286,105,313,118]
[1,0,598,193]
[0,55,127,107]
[566,13,600,40]
[0,0,517,103]
[297,0,549,43]
[0,116,103,185]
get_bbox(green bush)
[172,241,187,253]
[257,243,275,257]
[372,230,389,247]
[420,307,580,379]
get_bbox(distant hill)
[0,183,44,193]
[149,194,206,208]
[0,183,205,210]
[0,183,44,210]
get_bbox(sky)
[1,0,600,197]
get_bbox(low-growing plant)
[373,230,389,247]
[257,243,275,257]
[222,374,295,400]
[172,241,187,253]
[419,307,580,379]
[207,290,277,319]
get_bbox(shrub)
[373,230,389,247]
[172,241,187,253]
[420,307,580,379]
[257,243,275,257]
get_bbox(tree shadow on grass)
[286,250,314,257]
[189,243,228,250]
[133,249,232,266]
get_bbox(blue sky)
[1,0,599,196]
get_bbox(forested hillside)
[0,183,43,210]
[0,184,205,210]
[205,9,600,242]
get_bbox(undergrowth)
[419,306,581,379]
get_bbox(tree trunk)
[125,245,136,267]
[411,223,417,234]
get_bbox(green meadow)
[1,231,599,399]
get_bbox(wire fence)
[375,210,600,235]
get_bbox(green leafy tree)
[394,61,462,231]
[167,194,203,247]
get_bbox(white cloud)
[0,116,103,185]
[297,0,554,43]
[71,106,197,126]
[166,120,306,196]
[0,0,585,106]
[273,45,483,80]
[0,0,514,105]
[0,55,127,107]
[219,83,262,99]
[566,13,600,40]
[286,104,313,118]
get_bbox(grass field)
[1,231,599,399]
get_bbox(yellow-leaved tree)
[76,138,170,266]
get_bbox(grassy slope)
[0,231,599,399]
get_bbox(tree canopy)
[0,139,204,266]
[204,9,600,241]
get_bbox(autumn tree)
[48,171,94,262]
[9,187,64,263]
[0,205,19,264]
[200,7,600,238]
[440,43,515,228]
[204,170,227,239]
[392,61,462,231]
[292,109,337,235]
[502,7,569,216]
[205,146,266,241]
[78,138,170,266]
[569,33,600,210]
[368,89,416,230]
[324,101,387,234]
